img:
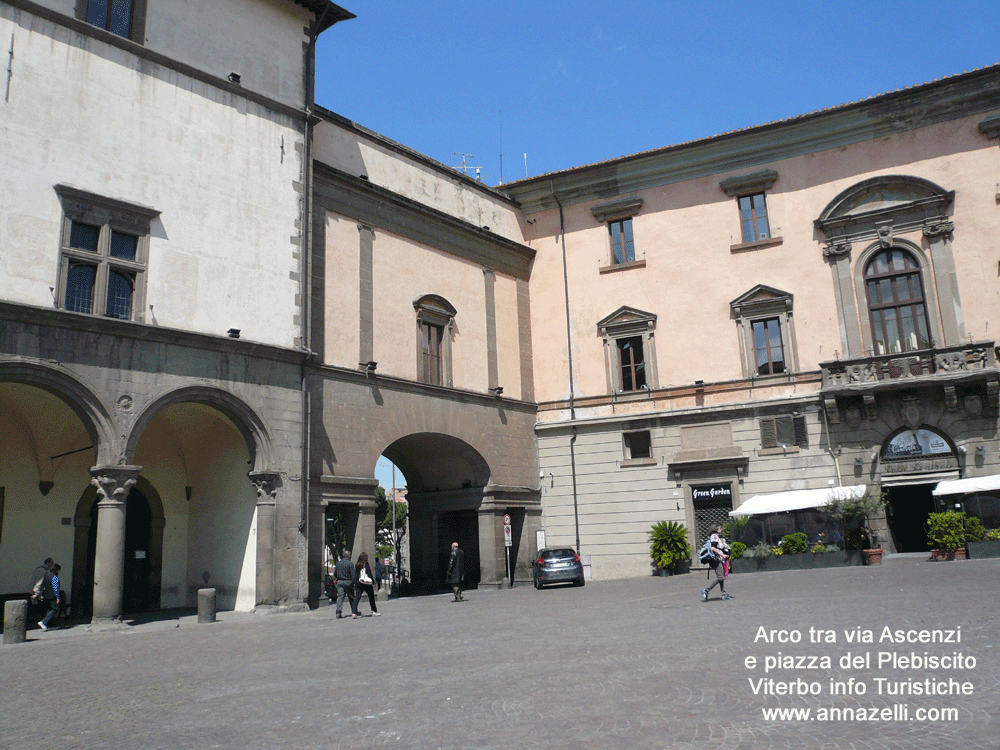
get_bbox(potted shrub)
[925,510,968,561]
[649,521,692,576]
[969,528,1000,559]
[826,485,887,565]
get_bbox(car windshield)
[541,549,575,560]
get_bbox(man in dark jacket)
[38,563,61,631]
[333,550,357,619]
[447,542,464,602]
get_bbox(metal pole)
[391,464,397,586]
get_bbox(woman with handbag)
[352,552,380,618]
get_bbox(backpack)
[698,539,714,564]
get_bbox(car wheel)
[534,577,541,590]
[575,577,585,587]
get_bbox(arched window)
[864,249,931,355]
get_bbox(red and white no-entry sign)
[503,513,511,525]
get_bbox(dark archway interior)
[382,432,491,493]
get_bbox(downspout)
[299,6,331,604]
[552,188,581,554]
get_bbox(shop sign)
[883,429,952,459]
[691,484,732,502]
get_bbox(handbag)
[359,567,373,585]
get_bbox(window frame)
[54,185,158,323]
[862,248,932,355]
[76,0,147,44]
[597,306,658,394]
[413,295,456,387]
[591,197,645,273]
[608,217,636,265]
[759,415,808,452]
[622,430,655,466]
[730,285,797,379]
[719,170,782,251]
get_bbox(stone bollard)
[3,599,28,644]
[197,588,217,623]
[376,587,389,602]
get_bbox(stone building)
[0,0,352,620]
[499,66,1000,578]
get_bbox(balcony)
[819,341,999,422]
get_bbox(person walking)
[352,552,379,618]
[31,557,53,603]
[701,526,733,602]
[333,549,356,619]
[38,563,61,630]
[374,558,384,591]
[447,541,464,602]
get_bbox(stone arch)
[123,385,275,473]
[380,432,492,492]
[816,174,953,225]
[0,360,116,465]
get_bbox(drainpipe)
[552,189,581,554]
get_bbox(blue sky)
[316,2,999,488]
[316,1,999,185]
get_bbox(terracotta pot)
[862,548,883,565]
[929,548,968,561]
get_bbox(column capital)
[923,220,955,240]
[90,465,141,506]
[249,471,281,506]
[822,239,852,260]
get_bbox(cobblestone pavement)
[2,555,998,750]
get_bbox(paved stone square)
[2,555,998,750]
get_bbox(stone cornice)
[502,67,1000,213]
[313,164,536,280]
[2,0,308,121]
[0,301,308,366]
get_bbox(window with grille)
[78,0,146,43]
[760,416,808,449]
[55,185,156,322]
[864,249,931,355]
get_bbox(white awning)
[932,475,1000,497]
[730,485,866,517]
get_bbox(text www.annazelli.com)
[761,704,959,722]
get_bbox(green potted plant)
[925,510,968,561]
[649,521,692,576]
[826,485,887,565]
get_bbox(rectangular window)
[421,323,443,385]
[78,0,146,43]
[760,416,808,449]
[752,318,785,375]
[617,335,646,391]
[609,218,635,265]
[738,193,770,243]
[55,186,156,322]
[624,430,652,460]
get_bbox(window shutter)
[793,415,808,448]
[760,418,777,448]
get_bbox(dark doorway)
[87,488,153,614]
[438,510,480,590]
[885,484,935,552]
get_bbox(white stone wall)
[0,5,304,348]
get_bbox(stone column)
[924,221,965,344]
[477,506,505,590]
[90,465,140,623]
[249,472,280,606]
[823,240,862,357]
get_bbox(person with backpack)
[700,526,733,602]
[38,563,61,630]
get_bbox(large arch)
[0,360,116,465]
[123,385,275,473]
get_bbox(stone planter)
[729,550,861,574]
[862,548,883,565]
[967,540,1000,559]
[929,548,968,561]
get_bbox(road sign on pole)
[504,523,512,547]
[503,513,511,525]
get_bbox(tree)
[375,486,408,563]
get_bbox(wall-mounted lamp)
[360,360,377,373]
[854,457,864,468]
[228,72,241,84]
[489,386,504,396]
[870,451,878,460]
[39,481,54,496]
[975,445,986,458]
[676,502,681,511]
[227,328,240,339]
[359,174,369,180]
